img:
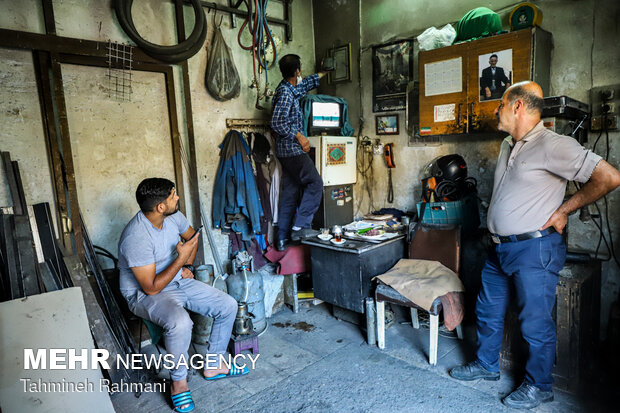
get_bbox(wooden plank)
[50,54,83,256]
[41,0,56,35]
[0,28,160,63]
[33,50,73,250]
[63,255,126,384]
[164,67,186,214]
[0,214,23,299]
[1,152,24,215]
[14,215,41,296]
[174,0,204,264]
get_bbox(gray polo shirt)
[487,121,602,236]
[117,210,190,296]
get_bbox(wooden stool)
[229,331,259,356]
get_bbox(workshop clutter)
[417,154,480,232]
[0,152,138,385]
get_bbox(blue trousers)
[277,153,323,240]
[475,232,566,391]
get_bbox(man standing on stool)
[450,81,620,409]
[271,54,330,251]
[118,178,247,413]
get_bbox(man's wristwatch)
[182,264,195,273]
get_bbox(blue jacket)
[212,130,264,233]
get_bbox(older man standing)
[450,81,620,409]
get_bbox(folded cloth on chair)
[374,259,464,312]
[439,291,465,331]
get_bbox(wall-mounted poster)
[479,49,513,101]
[372,39,413,112]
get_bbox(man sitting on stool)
[118,178,247,413]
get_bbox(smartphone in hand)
[188,225,203,241]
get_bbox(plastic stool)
[229,332,259,356]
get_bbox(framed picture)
[376,114,399,135]
[328,43,352,83]
[372,39,414,112]
[478,49,513,101]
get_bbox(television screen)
[311,102,340,128]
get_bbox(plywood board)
[0,288,115,413]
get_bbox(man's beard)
[163,203,179,216]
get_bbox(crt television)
[308,101,343,135]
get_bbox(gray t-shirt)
[118,211,190,296]
[487,121,602,236]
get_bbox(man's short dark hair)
[506,85,544,116]
[136,178,175,213]
[490,54,498,60]
[279,54,301,79]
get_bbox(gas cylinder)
[226,252,266,333]
[191,264,228,345]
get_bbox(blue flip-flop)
[204,364,249,381]
[171,390,195,412]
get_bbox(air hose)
[113,0,207,63]
[236,0,277,107]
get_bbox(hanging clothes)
[213,130,264,233]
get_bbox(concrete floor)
[111,304,608,413]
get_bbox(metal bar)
[1,153,24,215]
[14,215,40,296]
[163,67,187,214]
[365,297,376,346]
[33,203,64,281]
[410,308,420,329]
[175,0,204,264]
[0,213,23,299]
[33,51,72,250]
[185,0,291,41]
[38,261,61,292]
[63,255,126,384]
[0,28,160,63]
[50,54,83,256]
[11,161,29,217]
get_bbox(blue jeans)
[475,232,566,391]
[277,153,323,240]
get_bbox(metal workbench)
[302,235,406,314]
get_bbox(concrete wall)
[0,0,316,268]
[314,0,620,335]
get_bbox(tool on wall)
[236,0,278,109]
[384,143,395,203]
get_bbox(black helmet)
[425,154,468,182]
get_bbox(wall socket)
[590,84,620,131]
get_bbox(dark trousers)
[277,153,323,240]
[475,232,566,391]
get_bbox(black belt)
[491,227,556,244]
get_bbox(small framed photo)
[328,43,352,83]
[376,114,399,135]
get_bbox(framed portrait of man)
[479,49,513,101]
